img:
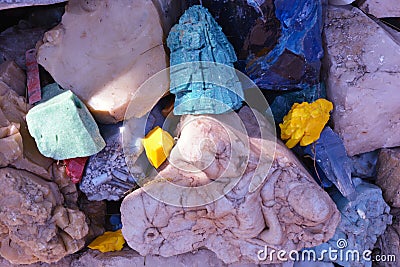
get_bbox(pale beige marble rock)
[324,6,400,156]
[37,0,186,123]
[121,107,340,264]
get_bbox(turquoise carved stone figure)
[167,5,244,115]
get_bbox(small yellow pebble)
[279,99,333,148]
[88,229,125,253]
[142,126,175,168]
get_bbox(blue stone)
[303,126,356,200]
[310,179,392,267]
[167,5,244,115]
[110,215,122,231]
[245,0,323,90]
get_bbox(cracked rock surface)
[0,1,66,10]
[374,208,400,267]
[121,107,340,264]
[324,5,400,156]
[0,72,89,265]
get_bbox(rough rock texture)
[0,70,53,177]
[329,0,354,4]
[374,208,400,267]
[37,0,186,123]
[0,167,88,265]
[121,106,340,264]
[324,5,400,156]
[350,150,378,179]
[167,5,244,115]
[26,90,106,160]
[245,0,324,91]
[0,22,48,69]
[71,248,298,267]
[0,255,74,267]
[0,70,89,265]
[78,195,106,244]
[0,60,26,96]
[0,0,66,10]
[376,148,400,208]
[311,178,392,267]
[358,0,400,18]
[80,123,138,201]
[72,249,227,267]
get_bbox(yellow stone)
[88,229,125,253]
[280,99,333,148]
[142,126,174,168]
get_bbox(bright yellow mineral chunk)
[88,229,125,253]
[142,126,175,168]
[279,99,333,148]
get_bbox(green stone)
[26,90,105,160]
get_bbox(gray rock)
[121,107,340,265]
[37,0,185,123]
[324,5,400,156]
[0,0,66,10]
[358,0,400,18]
[79,123,143,201]
[293,261,334,267]
[311,178,392,267]
[350,150,378,179]
[71,248,300,267]
[376,148,400,208]
[0,22,47,69]
[373,208,400,267]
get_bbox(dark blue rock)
[350,151,378,179]
[145,96,172,135]
[110,215,122,231]
[245,0,323,90]
[80,123,145,201]
[167,5,244,115]
[270,83,327,123]
[303,126,356,200]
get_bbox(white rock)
[324,5,400,156]
[37,0,185,123]
[0,0,66,10]
[358,0,400,18]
